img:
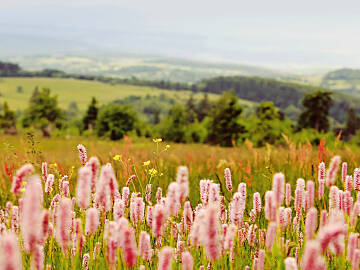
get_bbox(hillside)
[321,68,360,97]
[0,77,256,114]
[5,54,288,83]
[196,76,360,124]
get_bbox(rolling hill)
[0,77,256,113]
[321,68,360,97]
[196,76,360,124]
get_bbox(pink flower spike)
[158,246,173,270]
[182,251,193,270]
[56,198,72,251]
[11,164,34,195]
[85,208,99,236]
[76,166,92,209]
[342,162,347,182]
[0,231,23,270]
[77,144,87,165]
[265,222,277,251]
[224,168,232,192]
[326,156,341,187]
[272,173,285,206]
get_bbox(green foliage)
[246,102,292,147]
[196,93,214,122]
[22,87,63,137]
[185,122,208,143]
[82,97,99,130]
[291,128,336,145]
[343,107,360,140]
[158,105,189,143]
[95,104,138,140]
[297,90,333,132]
[0,102,16,133]
[207,91,245,147]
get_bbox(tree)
[83,97,99,130]
[159,105,188,143]
[207,91,245,147]
[297,91,333,132]
[343,107,360,140]
[22,88,63,137]
[95,104,137,140]
[256,101,279,121]
[197,93,213,122]
[0,102,17,134]
[247,102,291,147]
[185,95,197,123]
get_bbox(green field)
[0,77,256,112]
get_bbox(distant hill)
[5,54,290,83]
[196,76,360,124]
[321,68,360,97]
[1,60,359,125]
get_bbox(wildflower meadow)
[1,136,360,269]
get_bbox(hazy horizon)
[1,0,360,72]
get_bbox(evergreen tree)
[22,87,63,137]
[0,102,17,134]
[83,97,99,130]
[197,93,213,122]
[297,91,333,132]
[186,95,197,123]
[207,91,245,147]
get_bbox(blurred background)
[1,0,360,147]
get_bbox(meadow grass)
[0,134,359,269]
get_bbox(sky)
[1,0,360,70]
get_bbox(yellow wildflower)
[148,168,158,177]
[165,145,170,150]
[113,154,122,161]
[153,138,162,143]
[143,160,151,166]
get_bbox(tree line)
[1,86,360,147]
